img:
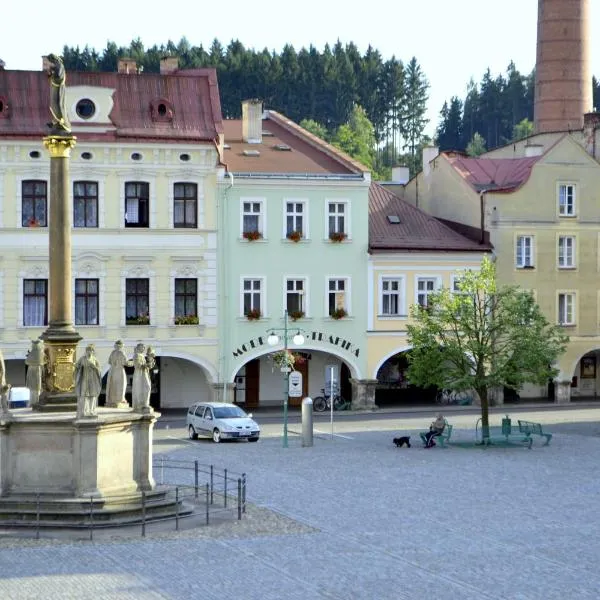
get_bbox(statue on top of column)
[45,53,71,135]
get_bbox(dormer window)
[150,98,174,122]
[75,98,96,120]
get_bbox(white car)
[186,402,260,443]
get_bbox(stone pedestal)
[350,378,378,411]
[212,383,235,404]
[555,380,572,404]
[0,408,172,525]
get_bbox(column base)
[555,380,572,404]
[350,379,379,411]
[212,383,235,404]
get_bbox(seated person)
[424,414,445,448]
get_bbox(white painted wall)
[159,357,211,408]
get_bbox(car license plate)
[239,431,250,436]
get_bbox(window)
[75,278,99,325]
[381,278,403,316]
[558,236,576,268]
[22,180,47,227]
[175,278,197,319]
[286,279,305,315]
[328,279,347,315]
[558,293,575,325]
[174,183,197,228]
[328,202,346,236]
[243,279,262,315]
[416,278,437,308]
[126,278,150,324]
[286,202,304,239]
[23,279,47,326]
[73,181,98,227]
[125,182,149,227]
[242,201,263,237]
[75,98,96,119]
[516,235,534,268]
[558,184,576,216]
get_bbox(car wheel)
[212,428,222,443]
[248,436,259,442]
[188,425,198,440]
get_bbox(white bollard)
[301,397,313,447]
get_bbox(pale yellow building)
[402,131,600,403]
[367,183,489,406]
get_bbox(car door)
[194,404,207,436]
[202,406,214,436]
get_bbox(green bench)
[518,420,552,446]
[419,420,453,448]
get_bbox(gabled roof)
[0,68,223,143]
[369,183,490,252]
[223,111,368,175]
[444,153,540,193]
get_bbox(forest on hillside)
[61,38,600,178]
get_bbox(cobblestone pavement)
[1,408,600,599]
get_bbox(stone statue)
[106,340,130,408]
[75,344,102,418]
[131,343,155,413]
[0,348,10,415]
[46,53,71,135]
[25,339,45,408]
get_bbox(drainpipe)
[479,190,487,244]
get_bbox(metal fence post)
[205,483,209,525]
[175,487,179,531]
[210,465,214,505]
[89,496,94,541]
[160,457,164,485]
[242,473,247,514]
[194,460,199,499]
[36,493,40,540]
[224,468,227,508]
[237,478,242,520]
[141,490,146,538]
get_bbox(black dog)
[393,436,411,448]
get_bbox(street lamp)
[267,309,305,447]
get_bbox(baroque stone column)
[554,380,572,404]
[350,378,378,411]
[38,134,82,412]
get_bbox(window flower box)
[28,218,41,228]
[245,308,261,321]
[243,230,263,241]
[174,315,199,325]
[330,308,347,320]
[127,314,150,325]
[286,230,302,243]
[329,231,347,243]
[289,310,305,321]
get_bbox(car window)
[194,406,204,417]
[188,406,196,415]
[204,408,213,420]
[213,406,247,419]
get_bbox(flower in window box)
[289,310,305,321]
[243,230,263,241]
[329,231,347,243]
[174,314,199,325]
[127,314,150,325]
[330,308,347,320]
[28,218,41,228]
[245,308,261,321]
[286,230,302,243]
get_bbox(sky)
[2,0,600,136]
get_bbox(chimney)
[242,99,263,144]
[583,111,600,159]
[422,146,440,177]
[118,58,137,74]
[534,0,592,133]
[160,56,179,75]
[391,166,410,184]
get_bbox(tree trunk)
[476,386,490,442]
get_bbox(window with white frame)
[328,278,347,316]
[242,279,262,316]
[558,184,576,216]
[23,279,47,326]
[416,277,437,308]
[558,292,575,325]
[174,183,197,228]
[558,235,576,268]
[22,180,47,227]
[125,182,149,227]
[126,278,150,324]
[242,201,263,237]
[516,235,534,268]
[285,202,304,239]
[286,279,305,315]
[328,202,346,237]
[75,278,99,325]
[381,277,403,316]
[73,181,98,228]
[174,278,198,320]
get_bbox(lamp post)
[267,309,305,448]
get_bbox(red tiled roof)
[223,111,368,175]
[0,68,223,142]
[445,154,540,192]
[369,183,490,252]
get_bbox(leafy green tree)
[332,104,376,170]
[466,132,487,157]
[299,119,329,140]
[407,257,568,440]
[512,118,533,141]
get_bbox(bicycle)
[435,389,473,406]
[313,387,351,412]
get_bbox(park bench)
[517,420,552,446]
[419,420,453,448]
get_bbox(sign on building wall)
[288,371,303,398]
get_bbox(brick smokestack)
[534,0,592,133]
